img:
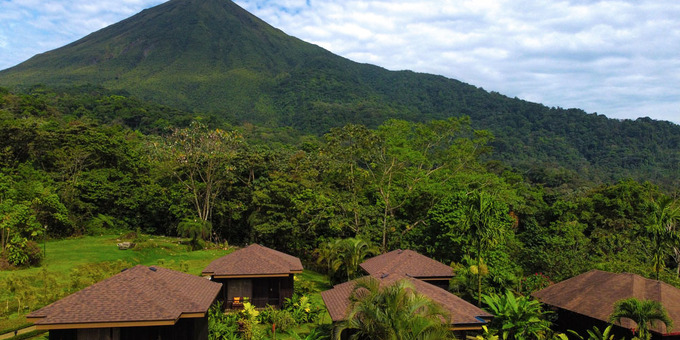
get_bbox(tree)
[608,298,672,340]
[464,192,508,306]
[315,238,344,277]
[315,238,378,284]
[323,124,377,236]
[322,118,491,252]
[336,277,452,340]
[335,238,379,281]
[177,218,212,250]
[158,121,241,228]
[643,197,680,280]
[482,291,553,340]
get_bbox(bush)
[68,260,131,292]
[6,237,42,267]
[25,241,43,266]
[258,306,296,332]
[284,295,323,324]
[294,275,316,296]
[84,214,117,236]
[0,257,12,270]
[208,302,239,340]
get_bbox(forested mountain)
[0,0,678,187]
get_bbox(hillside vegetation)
[2,88,679,282]
[0,0,678,187]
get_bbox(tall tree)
[465,192,508,306]
[323,124,377,236]
[157,121,241,225]
[644,197,680,279]
[323,118,491,251]
[608,298,673,340]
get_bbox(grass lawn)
[0,234,230,280]
[0,234,231,335]
[0,234,334,339]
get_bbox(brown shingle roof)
[532,269,680,335]
[202,244,303,277]
[360,249,454,279]
[27,265,222,328]
[321,274,491,329]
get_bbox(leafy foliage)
[608,298,673,340]
[3,85,680,340]
[209,301,240,340]
[568,325,618,340]
[482,291,553,340]
[337,277,453,340]
[315,238,378,284]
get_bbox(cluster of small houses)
[24,244,680,340]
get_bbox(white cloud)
[0,0,679,124]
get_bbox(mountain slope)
[0,0,340,117]
[1,0,678,188]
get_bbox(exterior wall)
[252,277,281,307]
[218,275,296,309]
[47,317,209,340]
[50,329,77,340]
[421,279,450,290]
[280,274,295,306]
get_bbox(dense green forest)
[2,0,679,190]
[1,86,679,298]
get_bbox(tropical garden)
[0,86,679,339]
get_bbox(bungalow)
[26,265,222,340]
[360,249,455,289]
[322,249,491,337]
[201,244,303,309]
[533,269,680,340]
[322,274,492,331]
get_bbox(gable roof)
[360,249,454,279]
[27,265,222,329]
[321,274,491,330]
[202,244,303,278]
[532,269,680,335]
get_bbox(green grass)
[0,234,231,281]
[0,234,231,333]
[0,234,334,339]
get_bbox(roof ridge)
[150,267,204,312]
[256,244,299,271]
[126,271,179,319]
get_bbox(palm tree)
[335,277,452,340]
[465,192,506,306]
[335,238,379,281]
[177,218,212,250]
[315,239,343,276]
[608,298,673,340]
[644,197,680,280]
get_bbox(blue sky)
[1,0,679,124]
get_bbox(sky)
[1,0,679,124]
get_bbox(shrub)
[0,257,12,270]
[208,302,239,340]
[294,275,317,296]
[6,236,42,267]
[284,295,323,324]
[259,307,296,332]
